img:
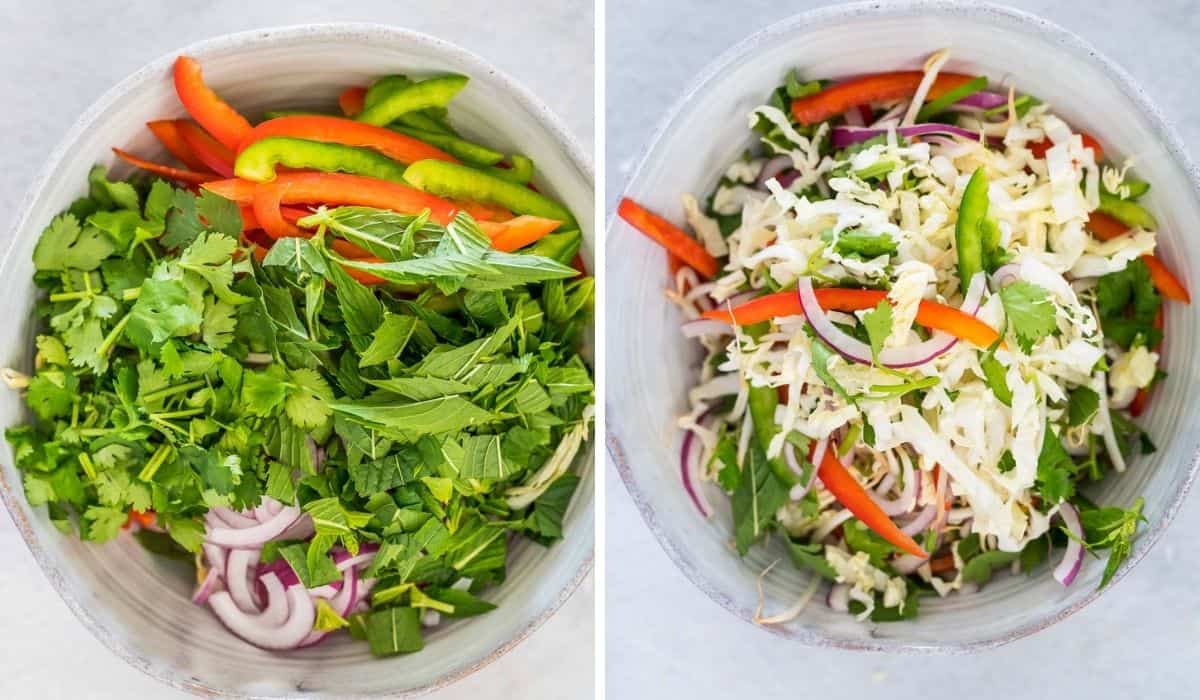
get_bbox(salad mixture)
[619,51,1188,623]
[3,56,593,654]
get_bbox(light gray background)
[0,2,593,698]
[607,1,1199,698]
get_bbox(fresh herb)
[999,281,1057,353]
[1035,421,1076,504]
[862,299,893,364]
[1079,497,1146,588]
[1095,258,1161,349]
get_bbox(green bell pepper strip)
[916,75,988,122]
[393,126,504,166]
[403,159,576,226]
[486,154,536,185]
[261,109,328,120]
[747,384,800,488]
[365,75,457,135]
[523,230,580,265]
[234,137,408,184]
[1103,178,1150,199]
[356,75,469,128]
[1097,191,1157,230]
[956,167,990,286]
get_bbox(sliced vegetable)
[814,441,926,558]
[790,71,978,126]
[915,75,988,121]
[146,119,210,172]
[204,173,459,225]
[1142,254,1190,303]
[172,56,252,150]
[339,86,367,117]
[955,167,989,286]
[111,148,218,185]
[1029,132,1104,161]
[617,198,718,278]
[1096,192,1158,231]
[238,115,457,164]
[177,120,236,177]
[404,160,575,226]
[703,288,1001,349]
[235,137,408,183]
[356,75,469,127]
[479,215,562,252]
[392,126,504,166]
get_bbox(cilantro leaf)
[1035,422,1076,504]
[862,299,893,364]
[1080,497,1146,588]
[999,281,1057,353]
[32,214,116,271]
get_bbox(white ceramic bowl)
[607,0,1200,652]
[0,23,593,697]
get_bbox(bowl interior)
[607,2,1200,651]
[0,24,594,697]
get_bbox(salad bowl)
[0,23,594,697]
[607,0,1200,652]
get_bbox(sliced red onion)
[680,413,715,518]
[755,155,793,190]
[872,450,919,516]
[226,549,262,614]
[827,583,850,612]
[205,506,302,549]
[891,553,927,575]
[192,567,221,606]
[257,558,301,588]
[308,584,340,599]
[681,319,735,338]
[277,515,315,541]
[900,504,937,536]
[256,573,291,627]
[831,123,986,148]
[209,507,258,529]
[990,263,1021,291]
[796,274,985,369]
[335,552,377,572]
[1053,502,1085,586]
[956,91,1008,109]
[874,472,896,496]
[209,578,314,650]
[810,438,829,472]
[203,543,228,578]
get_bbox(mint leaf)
[365,607,424,656]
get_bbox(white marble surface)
[606,1,1200,697]
[0,1,593,698]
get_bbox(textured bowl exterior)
[0,23,594,698]
[607,0,1200,652]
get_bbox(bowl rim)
[0,21,594,698]
[605,0,1200,654]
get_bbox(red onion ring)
[205,506,303,549]
[872,450,919,516]
[203,543,227,578]
[680,411,716,518]
[209,578,314,650]
[796,274,986,369]
[1053,502,1085,586]
[956,91,1008,109]
[990,263,1021,291]
[755,155,793,190]
[208,507,258,529]
[891,553,927,575]
[900,504,937,536]
[225,548,263,614]
[192,567,221,606]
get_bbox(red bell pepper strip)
[146,119,210,172]
[237,204,308,232]
[617,198,720,278]
[111,148,218,185]
[172,56,252,151]
[452,198,513,222]
[339,86,367,117]
[122,510,156,530]
[203,173,460,225]
[251,184,302,239]
[1029,132,1104,162]
[1086,212,1190,303]
[479,215,562,252]
[237,114,458,165]
[814,441,927,558]
[790,71,977,126]
[1142,254,1191,303]
[703,288,1002,349]
[571,253,589,276]
[177,120,236,177]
